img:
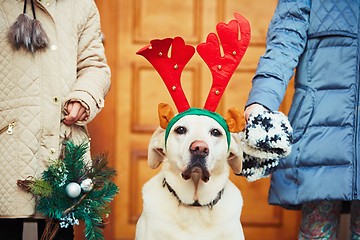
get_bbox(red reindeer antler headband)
[198,13,251,111]
[137,13,250,136]
[136,37,195,112]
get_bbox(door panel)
[89,1,300,239]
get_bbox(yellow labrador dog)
[135,107,244,240]
[135,13,252,239]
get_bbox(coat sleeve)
[65,0,111,124]
[246,0,310,111]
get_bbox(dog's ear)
[158,103,175,129]
[225,107,245,133]
[225,107,245,174]
[228,132,243,174]
[148,127,166,169]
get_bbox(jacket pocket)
[288,87,315,143]
[306,30,357,51]
[0,121,16,136]
[308,31,357,39]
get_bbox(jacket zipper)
[0,122,16,135]
[355,10,360,199]
[355,104,358,199]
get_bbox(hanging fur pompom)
[31,19,49,52]
[8,0,50,53]
[8,13,33,50]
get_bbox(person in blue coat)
[244,0,360,239]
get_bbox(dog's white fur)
[135,115,244,240]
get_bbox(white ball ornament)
[80,178,94,192]
[65,182,81,198]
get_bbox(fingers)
[79,112,88,121]
[244,103,265,122]
[63,102,88,125]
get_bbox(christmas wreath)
[17,140,119,240]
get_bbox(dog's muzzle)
[181,140,211,183]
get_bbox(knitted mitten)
[241,108,292,181]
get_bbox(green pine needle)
[18,140,119,240]
[29,179,53,197]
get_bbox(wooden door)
[89,0,300,239]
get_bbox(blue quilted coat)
[246,0,360,208]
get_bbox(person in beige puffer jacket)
[0,0,111,239]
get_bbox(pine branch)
[30,179,53,197]
[17,178,35,193]
[40,219,59,240]
[18,140,119,240]
[63,192,90,215]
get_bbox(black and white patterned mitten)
[241,108,293,182]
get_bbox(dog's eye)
[174,126,187,135]
[210,128,222,137]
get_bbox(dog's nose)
[189,140,209,157]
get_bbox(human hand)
[244,103,266,122]
[63,101,88,126]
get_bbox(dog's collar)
[162,178,224,209]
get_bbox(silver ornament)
[80,178,94,192]
[65,182,81,198]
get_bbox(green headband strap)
[165,108,231,148]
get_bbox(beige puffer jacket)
[0,0,110,217]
